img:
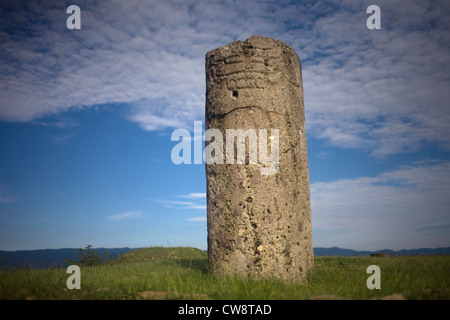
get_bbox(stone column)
[205,35,313,282]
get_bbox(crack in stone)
[214,105,284,119]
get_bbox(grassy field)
[0,247,449,300]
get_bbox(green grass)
[0,247,449,300]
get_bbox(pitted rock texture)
[205,35,313,282]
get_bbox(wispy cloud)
[177,193,206,200]
[107,210,143,222]
[311,160,450,249]
[413,224,450,233]
[172,201,206,209]
[50,132,77,145]
[157,200,206,210]
[302,0,450,156]
[0,0,449,157]
[37,116,79,129]
[187,216,207,222]
[155,193,206,210]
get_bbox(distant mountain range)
[313,247,450,257]
[0,247,131,269]
[1,246,449,269]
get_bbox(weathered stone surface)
[205,35,313,282]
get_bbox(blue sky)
[1,0,449,251]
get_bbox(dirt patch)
[137,291,210,300]
[309,294,346,300]
[374,293,405,300]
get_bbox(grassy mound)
[0,247,448,300]
[116,247,207,264]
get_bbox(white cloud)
[172,201,207,210]
[301,0,450,156]
[37,117,79,129]
[50,132,78,145]
[1,0,449,157]
[155,193,206,210]
[0,0,207,128]
[187,216,207,222]
[107,210,143,221]
[311,160,450,250]
[177,193,206,200]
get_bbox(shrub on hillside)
[65,244,111,266]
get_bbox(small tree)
[66,244,110,267]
